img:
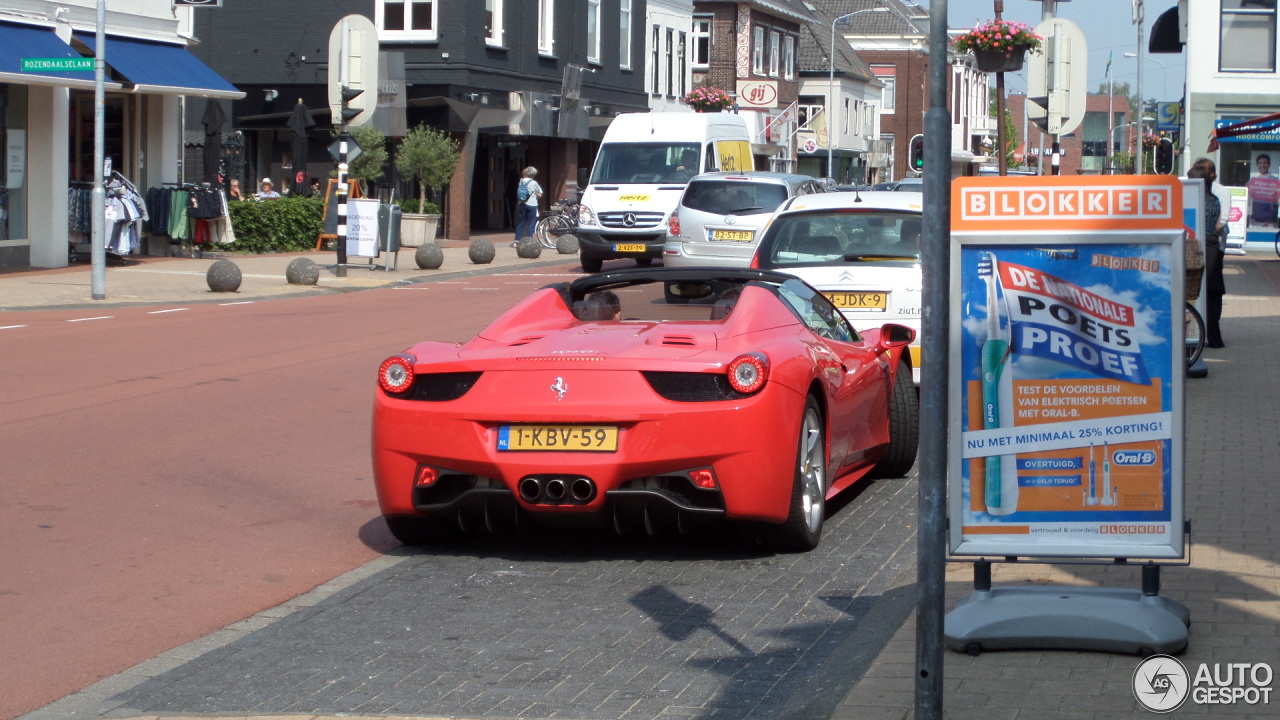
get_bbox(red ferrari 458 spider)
[373,268,918,551]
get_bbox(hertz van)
[575,112,753,273]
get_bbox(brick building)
[1007,93,1132,175]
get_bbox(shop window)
[1,84,28,241]
[377,0,437,41]
[1221,0,1277,72]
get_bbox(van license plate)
[710,230,753,242]
[825,291,887,310]
[614,243,646,252]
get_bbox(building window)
[620,0,632,69]
[538,0,555,54]
[872,65,896,113]
[651,25,661,95]
[844,98,851,134]
[692,16,711,68]
[377,0,437,40]
[783,35,795,80]
[769,30,781,77]
[485,0,503,46]
[677,30,687,97]
[1221,0,1277,72]
[587,0,601,63]
[666,28,675,96]
[752,26,764,75]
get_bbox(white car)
[663,172,826,268]
[750,191,923,383]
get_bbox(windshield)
[755,211,922,268]
[589,142,701,184]
[681,180,788,215]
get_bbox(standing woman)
[515,166,543,247]
[1188,158,1226,348]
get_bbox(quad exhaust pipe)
[518,475,596,505]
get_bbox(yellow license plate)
[825,291,887,310]
[614,243,646,253]
[498,425,618,452]
[710,229,754,242]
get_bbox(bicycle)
[1185,301,1205,369]
[534,197,581,249]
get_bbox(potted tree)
[952,19,1042,73]
[394,123,461,246]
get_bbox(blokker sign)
[954,176,1180,232]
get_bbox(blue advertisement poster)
[949,176,1186,559]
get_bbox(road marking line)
[67,316,113,322]
[148,308,189,314]
[218,301,255,306]
[1,324,27,330]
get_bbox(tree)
[343,124,388,192]
[394,124,461,214]
[989,92,1022,169]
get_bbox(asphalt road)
[3,262,919,720]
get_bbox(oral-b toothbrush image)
[1101,442,1115,506]
[979,252,1019,516]
[1086,443,1099,506]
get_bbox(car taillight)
[748,253,760,269]
[668,214,680,236]
[378,354,416,394]
[726,353,768,394]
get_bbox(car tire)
[869,360,920,478]
[384,515,458,546]
[581,255,603,273]
[770,396,826,552]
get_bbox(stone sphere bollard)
[415,242,444,270]
[556,233,580,255]
[285,257,320,285]
[468,239,496,265]
[206,258,242,293]
[516,238,543,259]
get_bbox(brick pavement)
[832,251,1280,719]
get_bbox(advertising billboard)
[948,176,1187,559]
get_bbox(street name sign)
[22,57,92,72]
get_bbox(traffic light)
[339,85,364,125]
[909,134,925,173]
[1155,137,1175,175]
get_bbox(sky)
[944,0,1186,101]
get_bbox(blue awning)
[0,22,120,90]
[76,32,244,99]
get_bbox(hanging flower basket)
[973,47,1027,73]
[953,19,1041,74]
[681,86,734,113]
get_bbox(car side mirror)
[876,323,915,354]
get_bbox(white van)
[575,112,754,273]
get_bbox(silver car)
[663,172,825,268]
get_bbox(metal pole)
[829,17,837,181]
[995,2,1007,175]
[1135,0,1145,174]
[1108,62,1114,173]
[917,0,949,717]
[336,138,349,277]
[90,0,106,300]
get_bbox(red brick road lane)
[0,272,567,719]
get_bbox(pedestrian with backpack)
[515,166,542,247]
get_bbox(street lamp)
[829,4,888,181]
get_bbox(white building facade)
[645,0,695,112]
[0,0,241,270]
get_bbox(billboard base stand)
[1187,355,1209,378]
[944,578,1189,656]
